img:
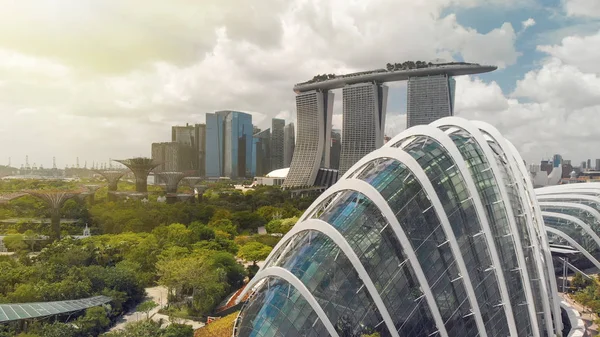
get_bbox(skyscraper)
[152,142,194,174]
[195,124,206,176]
[596,159,600,171]
[205,113,224,177]
[171,123,205,175]
[330,129,341,170]
[252,129,271,177]
[284,62,494,189]
[283,122,295,168]
[338,82,388,175]
[171,124,195,146]
[407,74,456,128]
[270,118,285,170]
[282,90,333,188]
[218,110,253,178]
[587,158,592,171]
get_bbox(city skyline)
[2,1,600,167]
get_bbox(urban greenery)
[0,179,317,336]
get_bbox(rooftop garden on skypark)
[297,61,475,86]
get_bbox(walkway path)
[561,293,598,335]
[109,286,205,331]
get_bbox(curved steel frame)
[542,211,600,264]
[386,125,517,336]
[341,147,488,336]
[473,121,552,337]
[268,178,449,336]
[433,117,554,335]
[265,219,400,337]
[546,226,600,270]
[539,201,600,233]
[504,139,562,335]
[239,266,340,337]
[237,116,562,337]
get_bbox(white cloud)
[451,28,600,164]
[537,31,600,74]
[563,0,600,18]
[522,18,536,31]
[0,0,532,167]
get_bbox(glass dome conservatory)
[235,117,562,337]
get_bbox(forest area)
[0,178,316,337]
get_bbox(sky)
[1,0,600,168]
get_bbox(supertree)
[156,172,188,204]
[25,190,81,240]
[156,172,187,194]
[114,158,159,193]
[0,192,27,205]
[83,185,101,204]
[183,176,202,202]
[94,170,125,202]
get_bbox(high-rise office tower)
[195,124,206,176]
[171,124,198,173]
[407,74,456,128]
[330,129,341,170]
[338,83,388,175]
[283,123,295,168]
[596,159,600,171]
[205,113,224,177]
[171,123,206,176]
[587,159,592,171]
[171,124,195,146]
[270,118,285,170]
[252,129,271,177]
[282,90,333,188]
[152,142,194,175]
[218,110,253,178]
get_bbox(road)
[109,286,205,331]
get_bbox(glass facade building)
[407,75,456,128]
[283,90,334,188]
[283,122,295,168]
[536,183,600,270]
[338,83,388,176]
[271,118,285,170]
[218,110,253,179]
[205,113,224,177]
[236,117,562,337]
[252,129,271,177]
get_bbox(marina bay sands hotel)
[282,62,496,188]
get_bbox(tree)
[165,223,193,248]
[39,322,77,337]
[188,222,215,242]
[572,272,591,291]
[265,219,283,234]
[101,319,162,337]
[22,230,37,252]
[208,219,237,238]
[3,234,27,253]
[163,323,194,337]
[156,253,227,315]
[237,242,272,265]
[138,300,158,319]
[233,211,266,231]
[76,306,110,336]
